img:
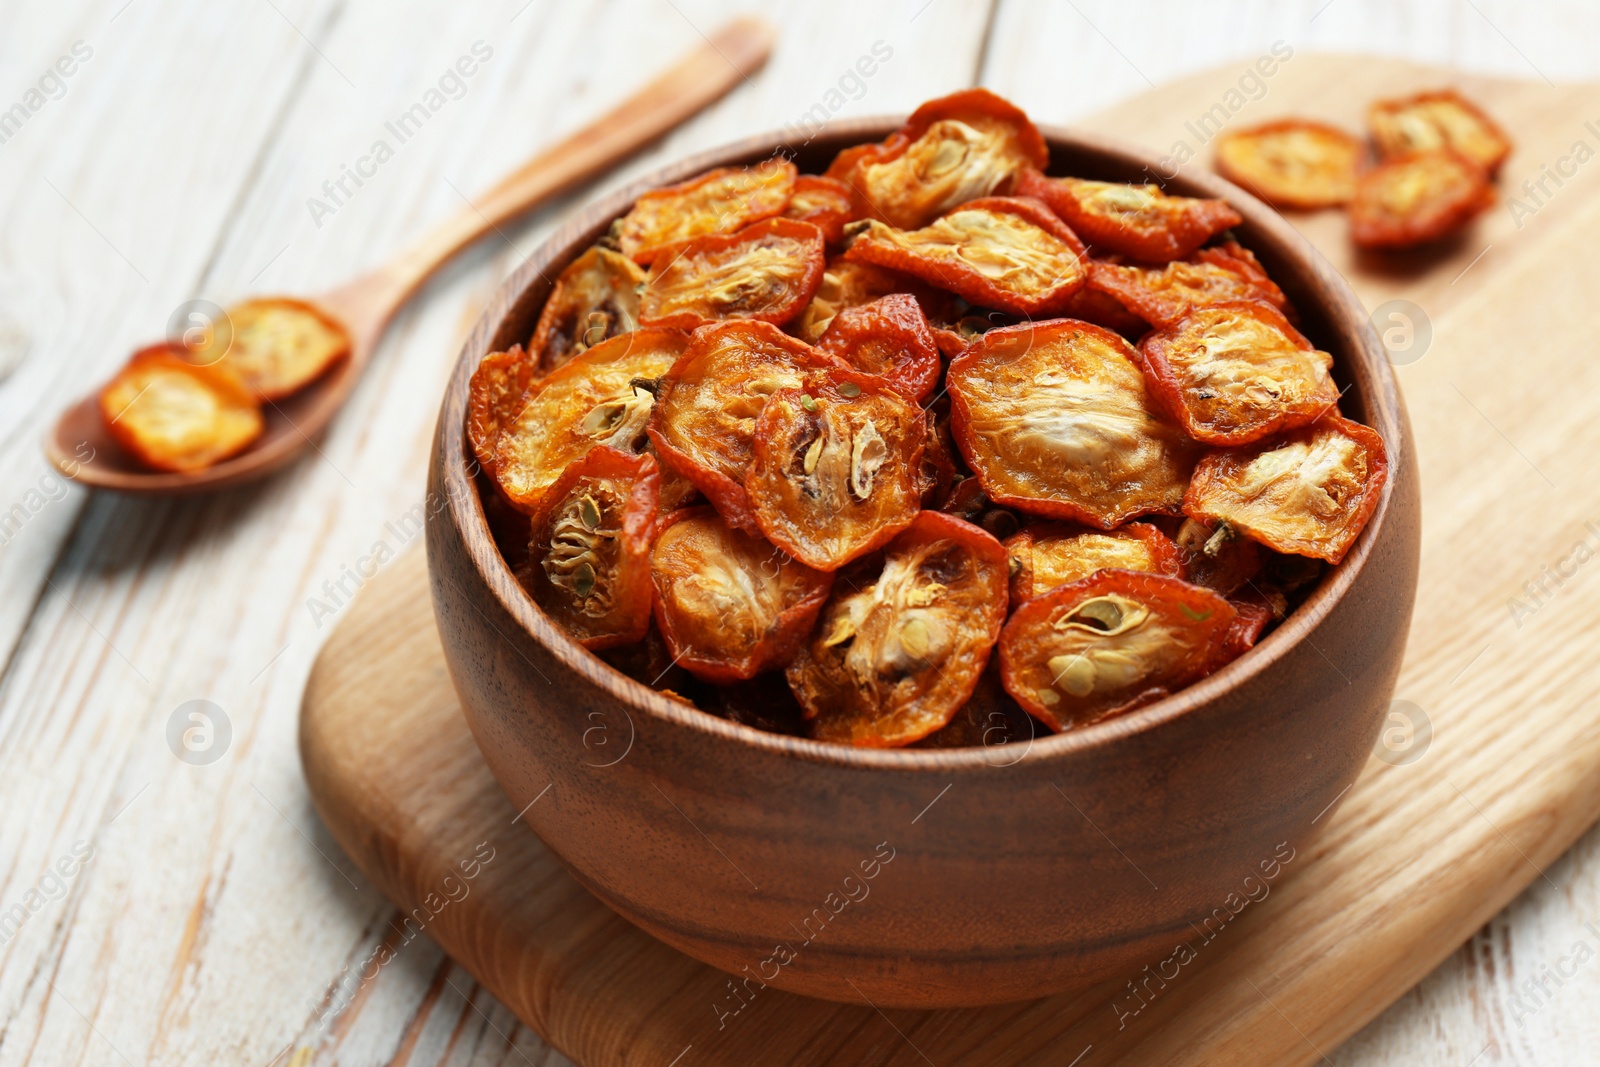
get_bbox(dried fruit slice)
[1139,300,1338,445]
[1015,169,1242,262]
[491,328,689,511]
[467,344,536,477]
[1369,89,1511,175]
[843,196,1087,316]
[525,446,660,650]
[747,372,927,571]
[646,321,842,531]
[1005,521,1182,604]
[787,511,1009,747]
[1214,120,1363,209]
[911,664,1037,752]
[1173,517,1262,597]
[948,319,1199,528]
[617,157,796,264]
[650,507,833,683]
[783,175,855,244]
[639,218,825,330]
[828,88,1049,229]
[222,298,350,400]
[789,258,950,343]
[1219,588,1278,661]
[1089,243,1289,328]
[998,570,1236,730]
[1350,149,1493,249]
[99,344,264,472]
[1184,415,1389,564]
[817,293,941,402]
[529,247,645,374]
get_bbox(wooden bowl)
[425,119,1421,1009]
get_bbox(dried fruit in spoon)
[617,156,796,264]
[650,507,832,682]
[1015,168,1242,262]
[747,372,927,571]
[530,247,645,374]
[639,218,825,330]
[827,88,1049,229]
[999,569,1236,730]
[1006,521,1183,604]
[491,328,689,511]
[223,298,351,400]
[99,344,264,472]
[817,293,942,402]
[525,445,660,650]
[1369,89,1511,175]
[1214,120,1363,209]
[1089,242,1289,328]
[788,511,1009,747]
[844,196,1087,317]
[947,319,1199,528]
[1184,415,1388,563]
[646,320,842,531]
[783,175,855,244]
[1139,300,1338,445]
[1349,149,1492,249]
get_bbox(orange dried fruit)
[783,174,855,244]
[1369,89,1511,175]
[617,157,796,265]
[1173,516,1262,598]
[1214,120,1363,209]
[529,246,645,375]
[1089,242,1289,328]
[787,511,1010,747]
[816,292,941,402]
[1349,149,1493,249]
[99,344,264,472]
[789,257,950,343]
[639,218,825,330]
[1015,168,1242,262]
[467,344,536,478]
[1005,521,1183,604]
[223,298,350,400]
[650,506,832,683]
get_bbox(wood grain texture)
[8,2,1600,1065]
[303,54,1600,1066]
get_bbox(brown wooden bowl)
[425,119,1421,1009]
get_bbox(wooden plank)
[298,55,1600,1066]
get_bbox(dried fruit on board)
[1349,149,1493,249]
[1214,120,1363,209]
[1368,89,1511,175]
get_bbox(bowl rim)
[436,115,1404,771]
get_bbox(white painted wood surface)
[0,2,1595,1063]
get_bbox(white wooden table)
[2,2,1597,1063]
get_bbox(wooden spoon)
[45,17,774,495]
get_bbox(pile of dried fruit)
[469,89,1389,749]
[1214,88,1510,248]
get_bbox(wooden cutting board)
[300,56,1600,1065]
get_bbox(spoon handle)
[320,16,774,348]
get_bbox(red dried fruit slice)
[617,157,796,264]
[1005,521,1182,604]
[789,257,951,343]
[639,218,826,330]
[783,175,855,244]
[1369,89,1511,175]
[1089,244,1289,328]
[1214,120,1363,209]
[1183,415,1389,564]
[525,446,660,650]
[998,569,1235,730]
[99,344,264,472]
[817,293,942,402]
[787,511,1009,747]
[1016,168,1242,262]
[529,246,645,374]
[650,506,832,683]
[1350,149,1493,249]
[1173,517,1263,597]
[223,298,350,400]
[467,344,536,478]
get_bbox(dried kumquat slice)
[830,88,1048,230]
[100,344,264,472]
[787,511,1009,747]
[645,320,842,531]
[911,664,1037,751]
[1369,89,1511,175]
[639,218,825,330]
[1005,521,1182,604]
[650,506,832,683]
[525,446,660,650]
[789,258,950,343]
[783,175,855,244]
[1350,149,1492,249]
[1139,300,1338,445]
[223,298,350,400]
[1214,120,1363,209]
[1089,244,1289,328]
[1173,517,1262,597]
[529,246,645,375]
[1183,415,1388,564]
[947,319,1199,528]
[467,344,536,478]
[617,157,796,265]
[491,328,689,512]
[747,372,926,571]
[998,570,1235,730]
[1219,588,1278,662]
[1015,168,1242,262]
[843,196,1087,317]
[817,292,941,402]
